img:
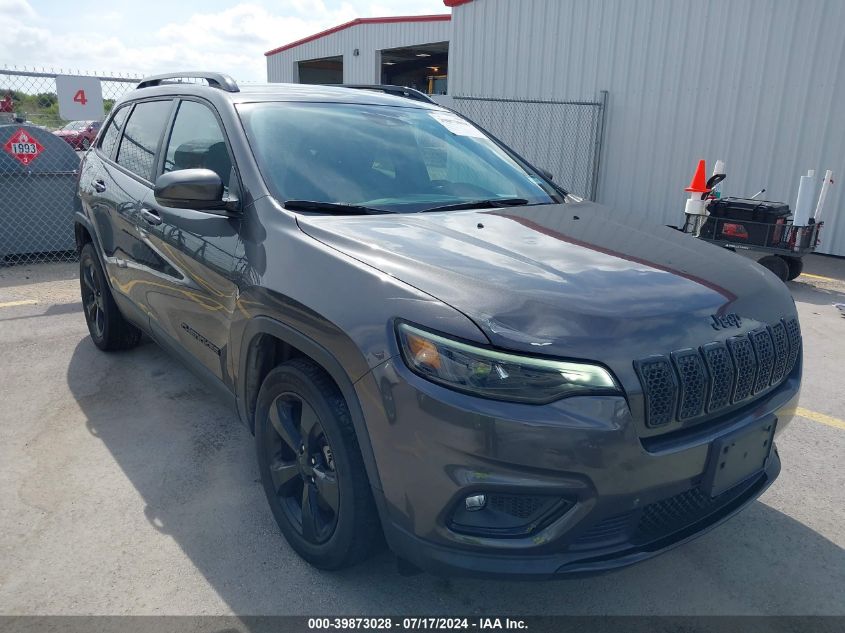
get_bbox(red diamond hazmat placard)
[3,128,45,166]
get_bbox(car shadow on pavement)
[66,337,845,616]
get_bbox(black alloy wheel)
[81,255,106,339]
[265,392,340,544]
[78,242,142,351]
[255,358,381,569]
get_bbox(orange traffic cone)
[685,159,711,193]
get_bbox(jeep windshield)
[237,102,563,214]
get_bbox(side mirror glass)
[154,168,228,211]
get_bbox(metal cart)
[682,212,823,281]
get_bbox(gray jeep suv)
[74,72,801,578]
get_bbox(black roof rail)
[136,72,239,93]
[333,84,436,104]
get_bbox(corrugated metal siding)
[266,20,451,85]
[450,0,845,256]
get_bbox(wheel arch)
[238,316,383,492]
[74,212,95,253]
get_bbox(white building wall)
[449,0,845,256]
[266,20,451,85]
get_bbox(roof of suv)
[127,75,443,111]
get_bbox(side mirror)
[154,168,230,211]
[538,168,554,182]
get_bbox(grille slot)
[750,328,775,394]
[671,349,708,420]
[769,321,789,384]
[634,356,678,427]
[785,317,801,374]
[727,336,758,403]
[702,342,734,411]
[635,317,799,429]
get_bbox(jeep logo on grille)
[710,313,743,330]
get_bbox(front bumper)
[356,356,801,578]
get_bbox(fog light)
[450,493,573,538]
[464,494,487,512]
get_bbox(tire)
[783,256,804,281]
[81,138,91,150]
[255,358,381,569]
[79,242,142,351]
[757,255,789,282]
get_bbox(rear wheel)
[757,255,789,282]
[255,358,381,569]
[783,256,804,281]
[79,243,142,351]
[81,137,91,150]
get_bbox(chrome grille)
[636,318,800,428]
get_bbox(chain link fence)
[1,68,139,265]
[448,93,608,200]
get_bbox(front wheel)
[255,358,381,569]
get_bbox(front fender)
[236,315,385,492]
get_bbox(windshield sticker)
[429,111,486,138]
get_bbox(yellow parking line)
[796,407,845,430]
[799,272,840,283]
[0,299,38,308]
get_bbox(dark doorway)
[298,56,343,85]
[380,41,448,95]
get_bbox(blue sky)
[1,0,447,81]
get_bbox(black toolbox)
[702,198,792,247]
[707,197,791,223]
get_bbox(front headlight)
[396,322,620,404]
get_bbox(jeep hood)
[296,203,795,370]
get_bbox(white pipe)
[793,173,815,226]
[813,170,834,221]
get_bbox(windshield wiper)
[284,200,393,215]
[419,198,531,213]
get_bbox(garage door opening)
[297,56,343,85]
[380,42,448,95]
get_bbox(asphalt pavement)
[0,256,843,616]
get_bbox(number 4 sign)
[56,75,104,121]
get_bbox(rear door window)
[163,100,233,191]
[98,106,130,158]
[115,100,172,182]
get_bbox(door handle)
[140,207,162,226]
[92,179,106,193]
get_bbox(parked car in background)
[54,120,100,150]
